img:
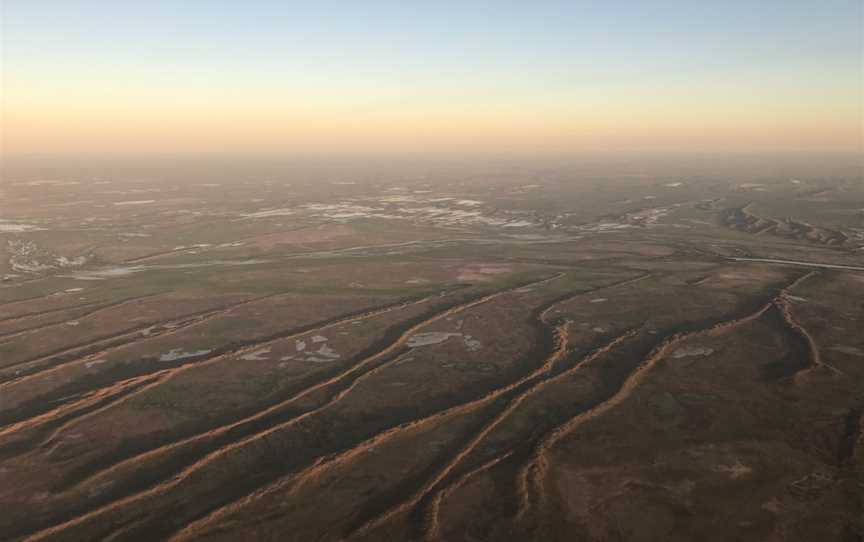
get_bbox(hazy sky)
[2,1,861,157]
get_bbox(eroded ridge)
[168,274,648,542]
[0,293,273,384]
[0,298,111,326]
[18,274,563,542]
[420,451,515,542]
[415,329,640,542]
[0,294,297,442]
[0,294,159,341]
[721,204,849,247]
[49,282,507,493]
[0,289,445,449]
[344,320,575,540]
[4,146,863,542]
[774,286,842,381]
[514,273,814,529]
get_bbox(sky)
[1,1,862,157]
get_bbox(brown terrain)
[0,160,862,542]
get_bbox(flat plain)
[1,158,862,542]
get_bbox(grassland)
[0,162,862,542]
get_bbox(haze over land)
[1,2,863,542]
[1,156,864,541]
